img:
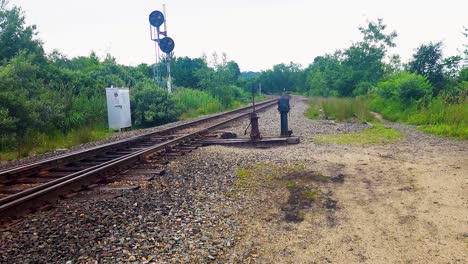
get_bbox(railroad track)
[0,98,278,223]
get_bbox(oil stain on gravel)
[234,163,341,225]
[282,170,339,224]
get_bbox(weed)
[314,124,404,144]
[287,182,300,189]
[236,168,252,178]
[235,167,253,188]
[297,212,306,221]
[305,98,322,119]
[223,189,240,199]
[305,190,318,200]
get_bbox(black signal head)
[149,10,165,27]
[159,37,175,54]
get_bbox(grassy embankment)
[0,89,264,161]
[305,96,467,141]
[0,126,113,161]
[370,97,467,139]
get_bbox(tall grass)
[370,96,468,139]
[173,88,256,119]
[1,125,113,160]
[173,88,224,118]
[306,97,373,122]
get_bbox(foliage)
[304,98,321,119]
[305,54,349,97]
[374,71,433,104]
[370,96,467,139]
[173,88,223,118]
[0,0,43,62]
[131,82,180,127]
[464,27,468,64]
[258,62,306,94]
[171,56,207,89]
[407,42,445,94]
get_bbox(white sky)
[9,0,468,72]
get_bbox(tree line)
[255,19,466,100]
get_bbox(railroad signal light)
[148,5,174,93]
[149,10,165,28]
[159,37,175,54]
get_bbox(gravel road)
[1,96,467,263]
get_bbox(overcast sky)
[10,0,468,71]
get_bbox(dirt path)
[221,96,468,263]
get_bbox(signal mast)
[149,5,175,93]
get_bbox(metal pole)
[166,56,172,93]
[162,4,168,36]
[163,4,172,93]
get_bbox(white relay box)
[105,87,132,130]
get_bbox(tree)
[172,56,208,89]
[258,62,304,94]
[306,54,350,96]
[408,42,445,95]
[304,19,397,97]
[443,55,463,80]
[226,61,241,82]
[463,27,468,64]
[342,19,397,94]
[0,0,43,61]
[193,53,245,107]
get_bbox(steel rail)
[0,99,277,220]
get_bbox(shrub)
[232,85,251,102]
[131,81,180,127]
[375,72,433,104]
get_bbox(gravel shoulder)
[1,96,466,263]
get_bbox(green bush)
[131,81,180,127]
[232,85,251,102]
[375,72,432,104]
